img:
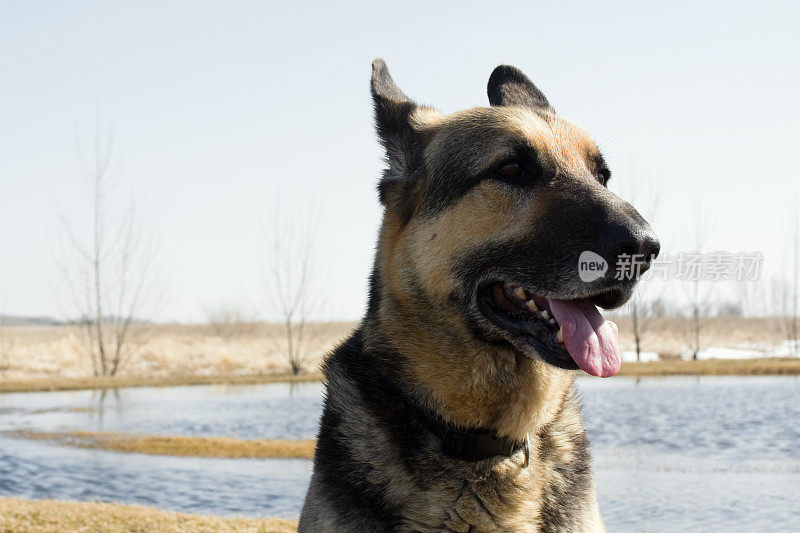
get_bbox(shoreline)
[616,357,800,377]
[0,372,323,394]
[2,430,316,459]
[0,497,297,532]
[1,358,799,394]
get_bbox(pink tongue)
[547,299,621,378]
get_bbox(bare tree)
[0,315,9,379]
[262,200,325,374]
[630,298,646,362]
[763,211,800,357]
[629,293,666,362]
[632,205,660,361]
[56,123,160,376]
[686,289,704,361]
[682,211,714,360]
[617,171,661,361]
[782,211,800,356]
[768,276,796,356]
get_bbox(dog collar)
[424,417,530,466]
[382,367,531,465]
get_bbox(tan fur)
[353,105,609,529]
[373,106,605,443]
[301,71,613,531]
[421,107,600,182]
[304,361,602,531]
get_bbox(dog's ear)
[487,65,554,112]
[371,59,436,220]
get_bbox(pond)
[0,382,323,440]
[1,376,799,531]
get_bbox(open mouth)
[477,281,622,377]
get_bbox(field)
[610,315,789,358]
[0,322,355,380]
[0,498,297,533]
[0,317,795,384]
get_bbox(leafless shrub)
[785,214,800,356]
[680,210,714,360]
[55,122,161,376]
[262,200,327,374]
[0,316,10,378]
[617,174,661,361]
[627,294,668,361]
[205,305,258,340]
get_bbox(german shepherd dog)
[299,60,659,532]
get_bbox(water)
[0,438,311,518]
[580,376,800,463]
[1,377,799,531]
[579,377,800,531]
[0,382,323,439]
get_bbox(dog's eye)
[596,168,610,185]
[497,162,524,178]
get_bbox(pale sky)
[1,1,798,322]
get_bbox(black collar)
[361,349,530,464]
[420,410,530,464]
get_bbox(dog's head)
[371,59,659,379]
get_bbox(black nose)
[606,225,660,274]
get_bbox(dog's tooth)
[525,300,538,312]
[556,327,563,343]
[548,318,556,325]
[541,310,550,320]
[512,286,527,301]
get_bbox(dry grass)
[618,357,800,376]
[611,316,788,357]
[0,372,322,393]
[3,430,316,459]
[0,497,297,533]
[0,322,355,380]
[3,357,798,394]
[0,319,797,388]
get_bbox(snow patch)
[681,342,800,360]
[621,350,660,363]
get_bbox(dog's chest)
[397,460,542,532]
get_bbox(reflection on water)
[0,382,324,439]
[1,376,799,530]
